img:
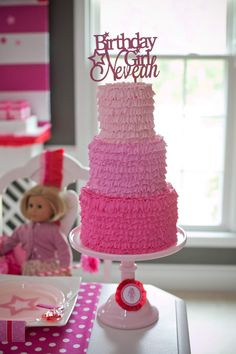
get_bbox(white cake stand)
[69,226,186,330]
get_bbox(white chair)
[0,150,111,280]
[0,151,88,268]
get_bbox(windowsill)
[186,231,236,248]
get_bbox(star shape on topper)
[88,50,105,66]
[0,295,39,316]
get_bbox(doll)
[0,184,72,276]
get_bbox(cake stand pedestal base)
[70,227,186,330]
[98,259,159,329]
[97,294,159,329]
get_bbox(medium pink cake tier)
[87,135,167,197]
[80,184,178,254]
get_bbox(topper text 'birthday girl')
[88,32,160,82]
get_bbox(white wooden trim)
[139,264,236,292]
[185,231,236,248]
[80,263,236,292]
[73,0,98,166]
[0,33,49,64]
[223,56,236,232]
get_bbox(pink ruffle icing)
[99,129,156,143]
[97,82,154,101]
[80,184,178,254]
[88,135,167,196]
[78,82,179,256]
[97,83,156,141]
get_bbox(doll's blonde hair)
[20,185,67,222]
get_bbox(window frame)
[73,0,236,248]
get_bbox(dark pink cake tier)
[80,184,178,254]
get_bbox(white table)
[88,284,191,354]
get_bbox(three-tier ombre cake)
[79,82,178,254]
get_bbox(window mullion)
[226,0,236,55]
[222,57,236,232]
[221,0,236,231]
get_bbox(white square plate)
[0,275,81,327]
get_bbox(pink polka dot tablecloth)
[0,282,102,354]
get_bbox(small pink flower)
[81,255,100,273]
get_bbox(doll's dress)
[0,222,72,276]
[22,258,64,276]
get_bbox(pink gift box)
[0,320,26,342]
[0,100,31,120]
[0,101,11,120]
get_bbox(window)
[74,0,236,239]
[99,0,236,230]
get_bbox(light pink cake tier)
[80,184,178,254]
[88,135,167,197]
[97,82,156,142]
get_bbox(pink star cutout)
[0,295,39,316]
[88,50,105,65]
